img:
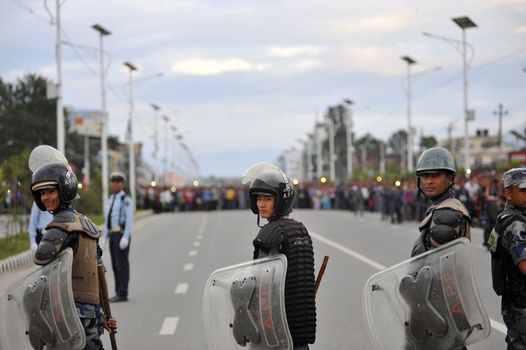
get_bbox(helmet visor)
[241,162,289,188]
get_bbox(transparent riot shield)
[0,249,86,350]
[363,238,490,350]
[203,254,292,350]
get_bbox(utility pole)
[452,16,477,173]
[447,121,454,150]
[493,103,508,151]
[124,61,138,208]
[92,23,111,214]
[401,56,417,172]
[55,0,64,154]
[343,99,354,181]
[151,103,160,180]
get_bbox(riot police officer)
[243,162,317,350]
[411,147,472,257]
[488,168,526,349]
[31,162,117,349]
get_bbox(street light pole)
[55,0,65,154]
[327,110,336,182]
[452,16,477,173]
[343,99,354,181]
[401,56,417,172]
[124,61,138,208]
[92,23,111,214]
[150,103,160,179]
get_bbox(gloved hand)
[31,242,38,253]
[119,237,129,250]
[99,236,108,250]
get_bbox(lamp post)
[92,23,111,213]
[124,61,138,207]
[401,56,417,172]
[343,99,354,180]
[452,16,477,173]
[55,0,64,153]
[161,115,170,185]
[150,103,160,177]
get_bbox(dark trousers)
[109,232,130,298]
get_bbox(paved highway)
[96,209,504,349]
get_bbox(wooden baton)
[315,255,329,295]
[98,264,118,350]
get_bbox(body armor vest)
[493,207,526,306]
[417,197,471,252]
[47,210,101,305]
[253,217,316,346]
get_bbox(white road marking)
[188,250,198,256]
[198,228,205,234]
[310,231,386,270]
[183,263,194,271]
[196,235,203,240]
[193,241,201,247]
[159,317,179,335]
[175,283,189,294]
[310,231,507,335]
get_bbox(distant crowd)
[139,170,506,236]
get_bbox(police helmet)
[110,171,126,182]
[242,162,295,217]
[503,168,526,189]
[416,147,456,176]
[31,163,78,211]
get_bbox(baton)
[98,264,118,350]
[315,255,329,295]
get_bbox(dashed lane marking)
[188,250,198,256]
[196,235,203,240]
[175,283,189,294]
[310,231,507,335]
[159,317,179,335]
[193,241,201,247]
[183,263,194,271]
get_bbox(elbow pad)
[34,228,67,265]
[429,209,463,247]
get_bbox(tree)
[420,135,438,150]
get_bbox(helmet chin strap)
[257,214,264,228]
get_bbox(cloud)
[341,45,400,75]
[268,46,322,58]
[515,26,526,33]
[171,58,267,75]
[346,14,409,35]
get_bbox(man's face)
[419,172,453,199]
[40,188,61,212]
[111,179,124,193]
[256,194,276,219]
[504,186,526,210]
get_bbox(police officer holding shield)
[243,162,317,350]
[411,147,472,257]
[488,168,526,349]
[31,161,117,349]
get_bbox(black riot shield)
[363,238,490,350]
[203,254,292,350]
[0,249,85,350]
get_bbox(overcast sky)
[2,0,525,178]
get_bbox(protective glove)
[99,236,108,250]
[31,242,38,253]
[119,237,129,250]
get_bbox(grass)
[0,233,29,260]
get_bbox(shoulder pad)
[436,198,471,221]
[47,211,100,239]
[254,222,285,249]
[79,215,101,239]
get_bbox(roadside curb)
[0,250,33,273]
[0,209,153,274]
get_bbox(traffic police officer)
[411,147,472,257]
[31,162,117,349]
[489,168,526,349]
[244,163,317,350]
[102,171,133,302]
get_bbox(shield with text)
[363,238,490,350]
[0,249,86,350]
[203,254,292,350]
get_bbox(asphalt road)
[0,209,506,349]
[98,209,504,350]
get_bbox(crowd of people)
[140,170,506,245]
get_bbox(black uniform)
[253,216,316,349]
[491,204,526,349]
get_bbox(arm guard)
[253,222,285,258]
[429,208,467,246]
[34,228,68,265]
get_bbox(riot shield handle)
[315,256,329,295]
[98,264,118,350]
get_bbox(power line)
[10,0,52,24]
